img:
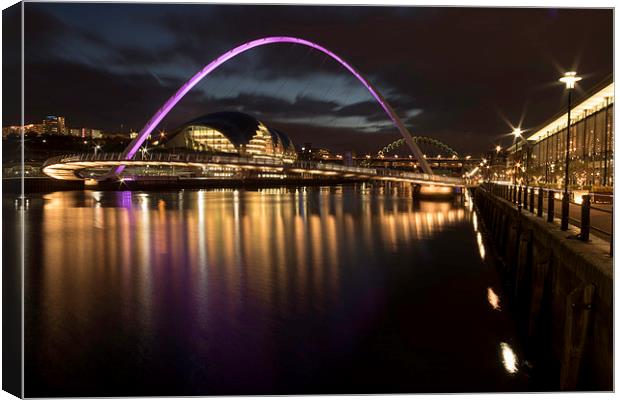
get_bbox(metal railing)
[484,182,612,255]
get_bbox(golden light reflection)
[500,342,519,374]
[476,231,486,261]
[487,287,501,311]
[37,188,476,352]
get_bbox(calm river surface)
[10,185,530,396]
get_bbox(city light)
[496,145,501,153]
[559,71,582,89]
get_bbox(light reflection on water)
[20,186,528,396]
[500,342,519,374]
[487,287,502,311]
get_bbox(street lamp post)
[514,128,530,207]
[512,129,523,202]
[559,71,582,230]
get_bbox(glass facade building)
[508,81,613,189]
[163,111,297,163]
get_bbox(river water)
[8,185,530,396]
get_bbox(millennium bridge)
[42,152,465,188]
[41,36,468,189]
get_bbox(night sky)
[7,3,614,155]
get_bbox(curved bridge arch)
[115,36,432,176]
[378,136,459,158]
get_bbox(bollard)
[529,187,535,213]
[523,186,528,209]
[537,187,543,217]
[547,190,555,223]
[561,192,570,231]
[518,186,522,206]
[579,195,591,242]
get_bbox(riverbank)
[472,186,612,391]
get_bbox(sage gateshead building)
[508,80,613,189]
[161,111,297,163]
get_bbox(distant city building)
[69,128,81,137]
[299,143,314,160]
[43,115,66,134]
[68,127,103,139]
[162,111,297,162]
[3,123,44,136]
[298,143,341,162]
[2,115,112,140]
[312,148,334,160]
[90,129,103,139]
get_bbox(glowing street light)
[140,145,149,159]
[496,145,501,153]
[559,71,582,89]
[559,71,581,230]
[512,128,523,185]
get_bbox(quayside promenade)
[473,183,612,390]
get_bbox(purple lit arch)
[116,36,433,175]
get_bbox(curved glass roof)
[169,111,295,150]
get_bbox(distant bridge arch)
[378,136,459,158]
[115,36,433,176]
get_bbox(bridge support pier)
[412,184,421,198]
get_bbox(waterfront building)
[507,80,613,189]
[162,111,297,162]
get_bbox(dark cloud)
[14,3,613,155]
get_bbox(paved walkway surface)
[514,192,612,242]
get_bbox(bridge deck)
[42,152,465,187]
